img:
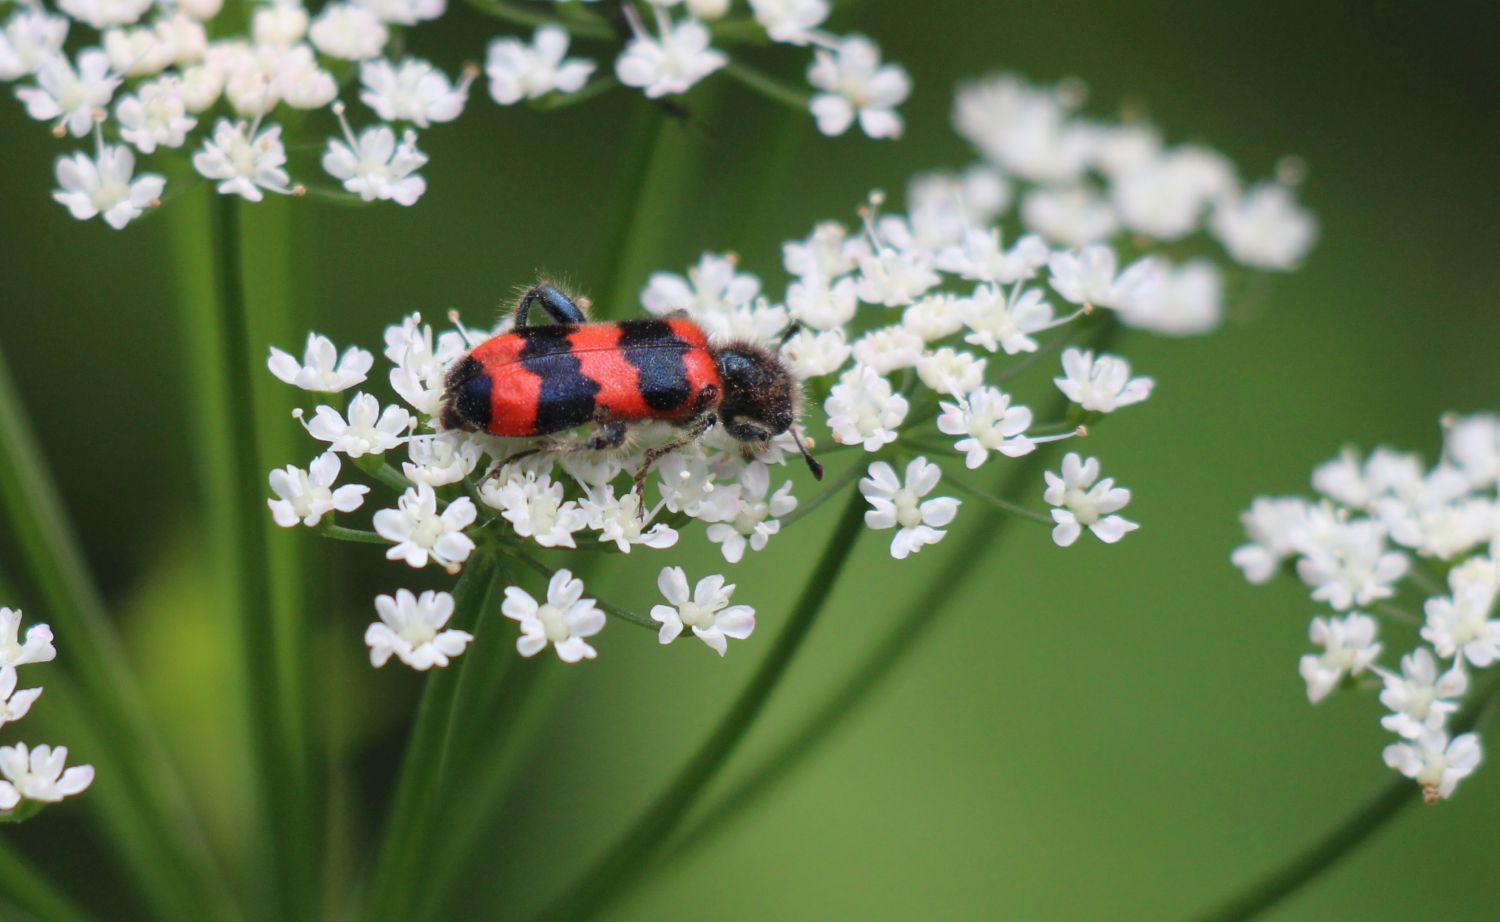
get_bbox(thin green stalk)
[722,59,812,111]
[0,349,229,920]
[780,461,865,527]
[0,835,94,922]
[364,549,501,922]
[666,319,1123,861]
[946,474,1053,524]
[539,488,869,921]
[1192,670,1500,922]
[464,0,614,38]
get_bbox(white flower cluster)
[481,2,910,140]
[0,607,95,816]
[3,0,475,226]
[1234,414,1500,802]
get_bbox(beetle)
[439,283,823,491]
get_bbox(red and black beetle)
[439,284,822,487]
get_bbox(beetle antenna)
[791,428,823,480]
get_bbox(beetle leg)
[631,412,718,517]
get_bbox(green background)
[1,0,1498,919]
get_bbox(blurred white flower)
[192,118,295,201]
[615,10,724,99]
[308,3,388,61]
[1384,730,1481,803]
[252,0,309,46]
[0,667,42,729]
[1300,612,1381,703]
[485,25,594,105]
[1210,182,1317,270]
[953,74,1091,183]
[1047,245,1159,312]
[114,76,196,153]
[1377,648,1466,740]
[16,50,121,137]
[961,284,1053,355]
[360,56,470,126]
[642,252,759,317]
[267,452,369,528]
[1021,185,1119,247]
[268,333,373,392]
[1230,496,1312,584]
[1044,452,1137,547]
[402,432,483,486]
[0,10,70,80]
[861,457,959,559]
[780,327,851,379]
[366,588,472,670]
[915,347,986,396]
[0,609,56,669]
[935,228,1048,284]
[851,326,923,375]
[502,569,605,663]
[1054,348,1154,414]
[651,567,755,655]
[1294,519,1408,611]
[322,107,428,206]
[57,0,151,28]
[1421,581,1500,668]
[902,292,967,342]
[824,364,907,451]
[373,483,477,572]
[479,469,587,548]
[705,462,796,563]
[1116,259,1222,336]
[806,35,909,139]
[1445,414,1500,488]
[747,0,827,44]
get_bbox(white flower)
[0,668,42,728]
[655,452,739,522]
[860,457,959,559]
[1378,648,1467,740]
[1230,496,1312,584]
[178,63,223,112]
[1021,185,1119,246]
[915,347,986,396]
[850,326,923,375]
[952,73,1091,183]
[0,609,55,669]
[56,0,151,28]
[0,780,13,811]
[1116,259,1223,336]
[485,26,594,105]
[0,744,94,804]
[114,77,196,153]
[579,487,678,553]
[961,284,1053,355]
[385,313,471,415]
[366,589,472,670]
[252,0,309,46]
[101,25,170,77]
[479,469,587,548]
[402,432,482,486]
[641,252,759,317]
[0,10,69,81]
[192,119,295,201]
[651,567,755,655]
[615,11,725,99]
[785,275,857,330]
[705,462,796,563]
[1110,147,1233,240]
[747,0,827,44]
[271,44,337,109]
[824,365,907,451]
[1048,245,1160,312]
[783,221,866,278]
[1380,492,1492,561]
[355,55,465,125]
[1210,182,1317,270]
[357,0,445,26]
[937,386,1034,468]
[780,327,850,379]
[267,452,369,527]
[303,392,411,457]
[806,35,909,139]
[17,50,121,138]
[692,298,787,345]
[268,333,373,392]
[1054,348,1154,414]
[1299,612,1381,703]
[373,483,477,572]
[502,569,605,663]
[855,245,940,307]
[308,3,388,61]
[1311,447,1428,511]
[323,108,428,206]
[935,228,1049,284]
[1421,582,1500,668]
[51,140,163,230]
[1384,730,1481,803]
[1044,453,1138,547]
[1445,414,1500,488]
[1294,519,1409,611]
[902,293,967,342]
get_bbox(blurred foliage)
[1,0,1497,919]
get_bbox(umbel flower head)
[1235,413,1500,801]
[0,606,94,821]
[263,72,1312,673]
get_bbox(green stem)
[0,348,228,920]
[498,544,656,628]
[780,460,865,527]
[1192,671,1500,922]
[539,487,869,921]
[530,75,620,109]
[666,319,1123,862]
[946,473,1053,524]
[320,521,390,544]
[364,549,501,922]
[465,0,614,38]
[209,193,319,920]
[722,59,812,111]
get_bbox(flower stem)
[538,487,869,921]
[722,59,812,111]
[466,0,614,39]
[1192,669,1500,922]
[946,473,1054,524]
[666,318,1123,861]
[364,548,502,922]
